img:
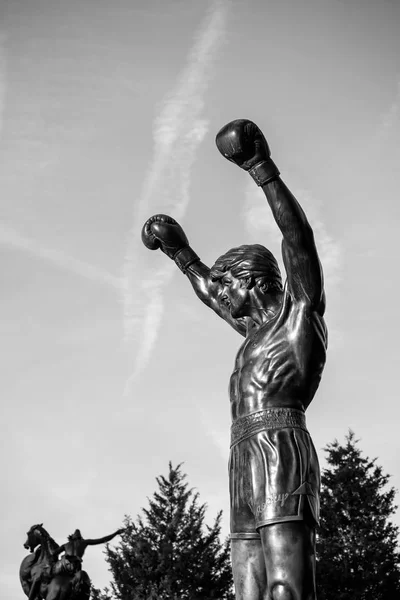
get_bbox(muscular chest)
[236,319,289,369]
[231,306,323,389]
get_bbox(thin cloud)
[195,405,230,462]
[0,32,5,135]
[205,426,230,462]
[122,0,230,392]
[0,223,121,289]
[374,78,400,148]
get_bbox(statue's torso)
[230,287,327,421]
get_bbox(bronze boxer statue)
[142,119,327,600]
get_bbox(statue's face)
[219,271,251,319]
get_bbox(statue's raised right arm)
[84,529,125,547]
[141,214,247,336]
[215,119,325,316]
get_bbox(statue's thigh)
[231,538,268,600]
[259,521,316,600]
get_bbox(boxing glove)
[141,214,199,273]
[215,119,280,186]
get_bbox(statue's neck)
[247,293,282,326]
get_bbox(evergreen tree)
[95,463,233,600]
[91,586,112,600]
[317,430,400,599]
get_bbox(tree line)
[92,432,400,600]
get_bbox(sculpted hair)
[210,244,283,293]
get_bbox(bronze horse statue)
[20,524,91,600]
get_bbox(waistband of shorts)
[230,408,307,447]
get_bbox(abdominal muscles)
[229,320,326,421]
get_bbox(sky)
[1,0,400,597]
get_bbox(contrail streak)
[122,0,230,392]
[0,32,5,135]
[0,223,121,288]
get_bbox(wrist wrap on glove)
[174,246,200,274]
[248,159,280,186]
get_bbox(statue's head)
[68,529,83,541]
[210,244,282,318]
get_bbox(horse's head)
[24,523,46,553]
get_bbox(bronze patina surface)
[142,119,327,600]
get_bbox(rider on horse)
[52,528,125,576]
[21,524,124,600]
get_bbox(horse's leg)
[51,575,72,600]
[28,576,41,600]
[45,577,63,600]
[79,572,91,600]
